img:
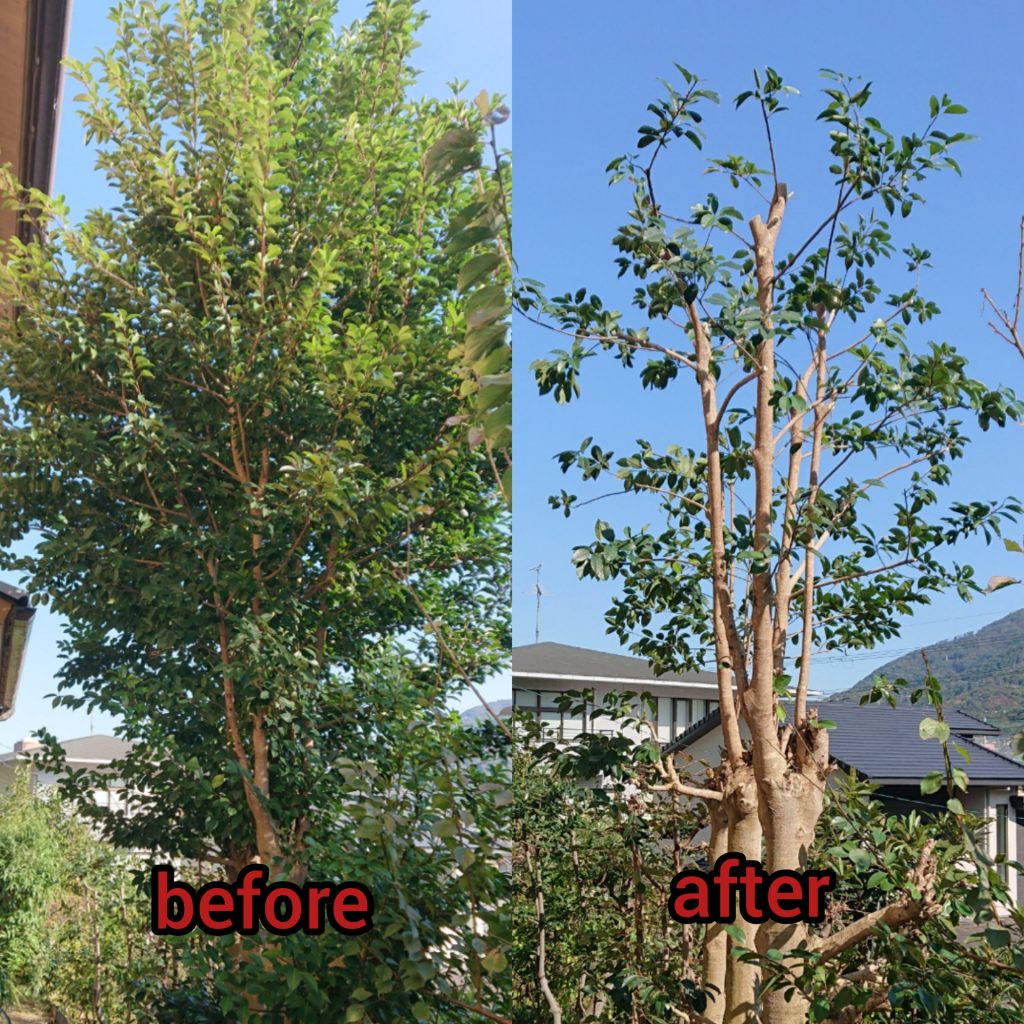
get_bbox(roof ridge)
[959,734,1024,772]
[59,734,128,744]
[946,707,996,729]
[514,641,646,659]
[811,700,996,725]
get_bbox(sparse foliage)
[523,64,1022,1023]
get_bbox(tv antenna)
[529,563,549,644]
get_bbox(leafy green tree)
[0,770,172,1022]
[512,714,706,1024]
[525,66,1021,1023]
[426,90,512,502]
[0,0,509,1019]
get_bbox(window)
[513,688,539,709]
[512,687,591,740]
[657,697,673,743]
[673,698,692,735]
[512,686,720,742]
[996,803,1009,885]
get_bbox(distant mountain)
[834,608,1024,754]
[460,699,512,725]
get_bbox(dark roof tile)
[668,702,1024,786]
[512,642,716,686]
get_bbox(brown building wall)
[0,0,32,243]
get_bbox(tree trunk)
[722,765,762,1024]
[702,796,730,1023]
[757,729,829,1024]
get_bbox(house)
[666,702,1024,906]
[0,734,136,818]
[0,580,36,720]
[512,641,721,745]
[514,641,1024,907]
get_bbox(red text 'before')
[150,864,374,936]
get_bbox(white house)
[0,734,136,819]
[512,641,720,745]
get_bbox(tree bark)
[722,765,761,1024]
[756,733,828,1024]
[702,796,730,1023]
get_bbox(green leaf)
[458,252,501,290]
[481,947,508,974]
[847,847,872,871]
[918,718,950,743]
[984,926,1011,949]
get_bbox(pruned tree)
[525,66,1021,1023]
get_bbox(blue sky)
[513,0,1024,694]
[0,0,511,751]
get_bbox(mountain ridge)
[833,608,1024,753]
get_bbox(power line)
[816,627,1024,664]
[617,615,1024,676]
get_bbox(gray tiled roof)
[0,734,133,765]
[668,702,1024,785]
[512,642,716,685]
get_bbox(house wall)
[0,760,19,791]
[513,672,720,745]
[969,786,1020,915]
[0,761,134,822]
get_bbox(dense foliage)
[0,0,510,1020]
[0,770,175,1023]
[513,699,1024,1024]
[512,740,705,1024]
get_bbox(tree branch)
[811,840,939,963]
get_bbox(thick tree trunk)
[756,729,829,1024]
[702,797,730,1023]
[722,765,762,1024]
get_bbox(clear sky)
[513,1,1024,694]
[0,0,511,751]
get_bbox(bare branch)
[811,841,939,963]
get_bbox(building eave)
[1,0,72,244]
